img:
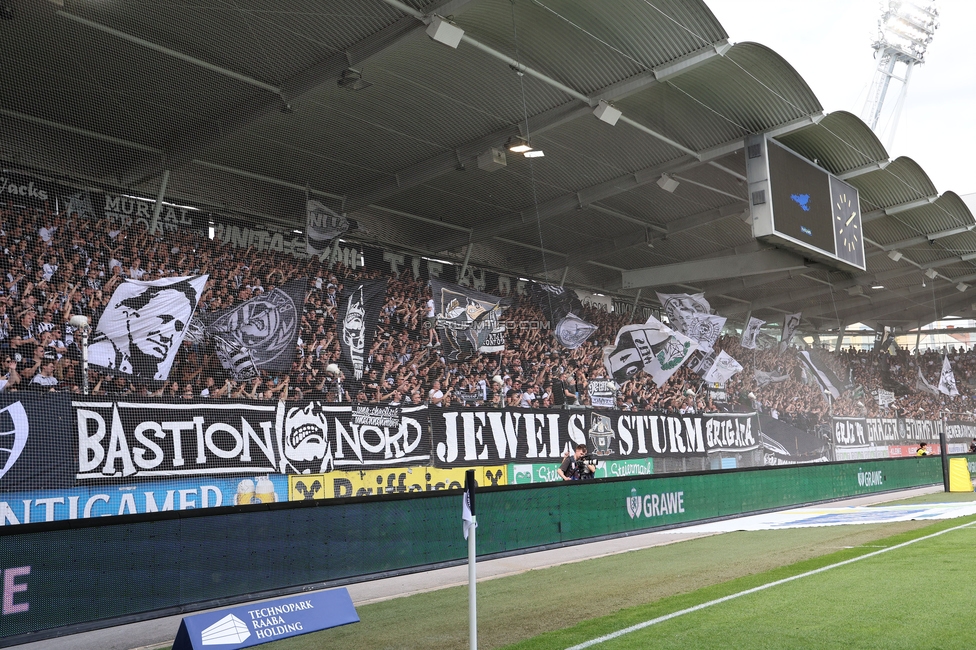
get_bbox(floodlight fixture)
[847,285,864,296]
[887,250,903,262]
[871,284,885,290]
[507,137,532,153]
[593,100,622,126]
[656,174,679,193]
[924,268,938,279]
[426,16,464,48]
[477,147,507,171]
[523,150,545,158]
[337,69,371,91]
[958,283,969,293]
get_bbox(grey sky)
[706,0,975,196]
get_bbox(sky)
[705,0,976,198]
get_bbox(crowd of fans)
[2,201,976,428]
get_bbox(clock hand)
[846,212,857,226]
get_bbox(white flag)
[939,355,959,396]
[656,292,711,335]
[740,317,765,350]
[462,486,476,540]
[916,367,939,395]
[89,275,208,381]
[603,316,698,387]
[684,313,727,352]
[702,350,743,384]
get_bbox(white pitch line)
[566,519,976,650]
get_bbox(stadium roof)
[2,0,975,335]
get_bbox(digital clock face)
[829,176,864,269]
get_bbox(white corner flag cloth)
[463,489,477,540]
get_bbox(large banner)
[429,409,759,466]
[430,278,510,361]
[759,414,829,465]
[832,417,943,448]
[62,187,208,234]
[201,278,307,380]
[73,399,430,479]
[337,278,387,386]
[89,276,208,380]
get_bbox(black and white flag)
[939,355,959,396]
[740,317,765,350]
[657,292,709,331]
[203,278,307,380]
[554,313,597,350]
[702,351,743,384]
[306,199,349,255]
[529,283,595,349]
[90,276,208,380]
[780,312,802,348]
[338,278,388,384]
[798,350,842,399]
[430,279,510,361]
[603,316,698,386]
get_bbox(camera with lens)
[571,453,598,480]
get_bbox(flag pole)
[463,469,478,650]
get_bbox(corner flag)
[463,469,477,539]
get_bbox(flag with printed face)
[702,351,743,384]
[90,275,208,380]
[740,317,765,350]
[603,316,698,387]
[939,355,959,396]
[657,292,709,330]
[202,278,308,380]
[781,312,802,346]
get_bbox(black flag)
[337,278,388,391]
[202,278,308,380]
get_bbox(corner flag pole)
[463,469,478,650]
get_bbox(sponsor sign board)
[172,588,358,650]
[507,458,654,484]
[0,475,288,526]
[288,466,506,501]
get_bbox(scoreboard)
[746,134,865,272]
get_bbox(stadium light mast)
[860,0,939,150]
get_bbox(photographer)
[558,444,596,481]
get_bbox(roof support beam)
[345,40,730,211]
[620,249,807,289]
[127,0,476,185]
[837,160,890,180]
[525,202,747,276]
[878,223,976,250]
[425,111,821,253]
[862,194,939,223]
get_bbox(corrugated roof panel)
[69,0,406,85]
[457,0,727,96]
[775,111,888,176]
[849,156,938,213]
